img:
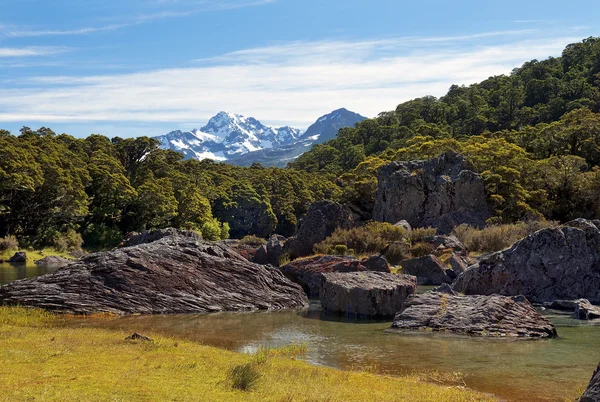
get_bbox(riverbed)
[1,262,598,401]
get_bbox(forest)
[1,37,600,250]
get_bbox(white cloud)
[0,46,69,57]
[0,33,583,132]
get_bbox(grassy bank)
[0,248,75,263]
[0,307,495,401]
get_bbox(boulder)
[34,256,72,267]
[432,283,458,296]
[422,235,467,255]
[121,228,201,248]
[544,299,600,320]
[360,255,390,272]
[390,293,557,338]
[0,233,308,315]
[581,363,600,402]
[252,235,286,266]
[373,152,490,234]
[8,252,26,263]
[449,253,470,276]
[394,220,412,232]
[401,255,455,285]
[284,200,355,258]
[453,220,600,303]
[279,255,390,297]
[320,271,416,317]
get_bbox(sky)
[0,0,598,138]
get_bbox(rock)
[360,255,390,272]
[8,252,26,263]
[432,283,458,295]
[373,152,490,234]
[34,256,72,267]
[390,293,557,338]
[284,200,355,258]
[279,255,390,297]
[423,235,467,255]
[449,253,470,276]
[453,220,600,303]
[252,235,286,266]
[401,255,455,285]
[394,220,412,232]
[319,272,416,317]
[219,239,260,261]
[125,333,153,342]
[0,233,308,315]
[252,245,269,265]
[581,363,600,402]
[121,228,201,248]
[544,299,600,320]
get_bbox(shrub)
[408,227,437,244]
[201,219,222,241]
[452,220,557,253]
[227,363,261,391]
[220,222,230,240]
[332,244,348,255]
[385,242,410,264]
[52,229,83,252]
[83,224,123,249]
[410,242,435,258]
[0,235,19,253]
[239,235,267,247]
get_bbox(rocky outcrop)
[121,228,201,248]
[390,293,557,338]
[284,200,355,258]
[279,255,390,297]
[34,256,72,267]
[453,220,600,303]
[449,253,470,276]
[373,152,490,234]
[252,235,286,266]
[401,255,455,285]
[8,252,26,263]
[581,363,600,402]
[320,272,416,317]
[544,299,600,320]
[423,235,467,255]
[0,234,308,315]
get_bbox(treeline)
[0,129,339,249]
[291,37,600,223]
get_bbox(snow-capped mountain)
[155,108,366,166]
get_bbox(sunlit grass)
[0,247,75,263]
[0,307,497,401]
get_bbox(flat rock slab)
[390,293,557,338]
[0,234,308,315]
[319,272,416,317]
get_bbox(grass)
[0,247,75,263]
[0,307,496,402]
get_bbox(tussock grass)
[240,235,267,247]
[0,307,496,402]
[453,221,557,253]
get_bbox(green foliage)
[51,229,83,253]
[83,224,123,250]
[201,219,223,241]
[227,363,261,391]
[407,227,437,244]
[409,242,435,258]
[239,235,267,246]
[0,236,18,253]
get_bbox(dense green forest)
[2,37,600,250]
[291,37,600,223]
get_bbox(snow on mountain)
[155,108,365,165]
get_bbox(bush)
[52,229,83,252]
[220,222,230,240]
[227,363,261,391]
[332,244,348,255]
[452,220,557,253]
[408,227,437,244]
[239,235,267,247]
[385,242,410,264]
[0,236,19,253]
[83,224,123,249]
[410,242,435,258]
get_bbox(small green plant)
[332,244,348,256]
[410,242,435,258]
[227,363,261,391]
[239,235,267,246]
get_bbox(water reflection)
[0,262,59,284]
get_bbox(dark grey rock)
[390,293,557,338]
[121,228,201,248]
[544,299,600,320]
[34,256,73,267]
[320,271,416,317]
[373,152,490,234]
[449,253,470,276]
[360,255,390,272]
[581,363,600,402]
[252,245,269,265]
[433,283,458,295]
[254,234,286,266]
[401,255,454,285]
[453,220,600,303]
[0,234,308,315]
[8,252,26,263]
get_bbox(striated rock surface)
[581,363,600,402]
[121,228,201,248]
[320,271,416,317]
[34,256,73,267]
[449,253,470,276]
[373,152,490,234]
[284,200,355,258]
[390,293,557,338]
[279,255,390,297]
[401,255,455,285]
[453,219,600,303]
[0,234,308,315]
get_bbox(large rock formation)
[279,255,390,297]
[401,255,455,285]
[252,234,286,266]
[0,233,308,315]
[284,200,355,258]
[581,363,600,402]
[453,219,600,303]
[390,293,557,338]
[373,152,490,234]
[320,272,416,317]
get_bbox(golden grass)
[0,307,496,402]
[0,247,75,263]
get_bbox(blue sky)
[0,0,598,137]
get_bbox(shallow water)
[3,266,599,401]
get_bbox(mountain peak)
[301,108,367,143]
